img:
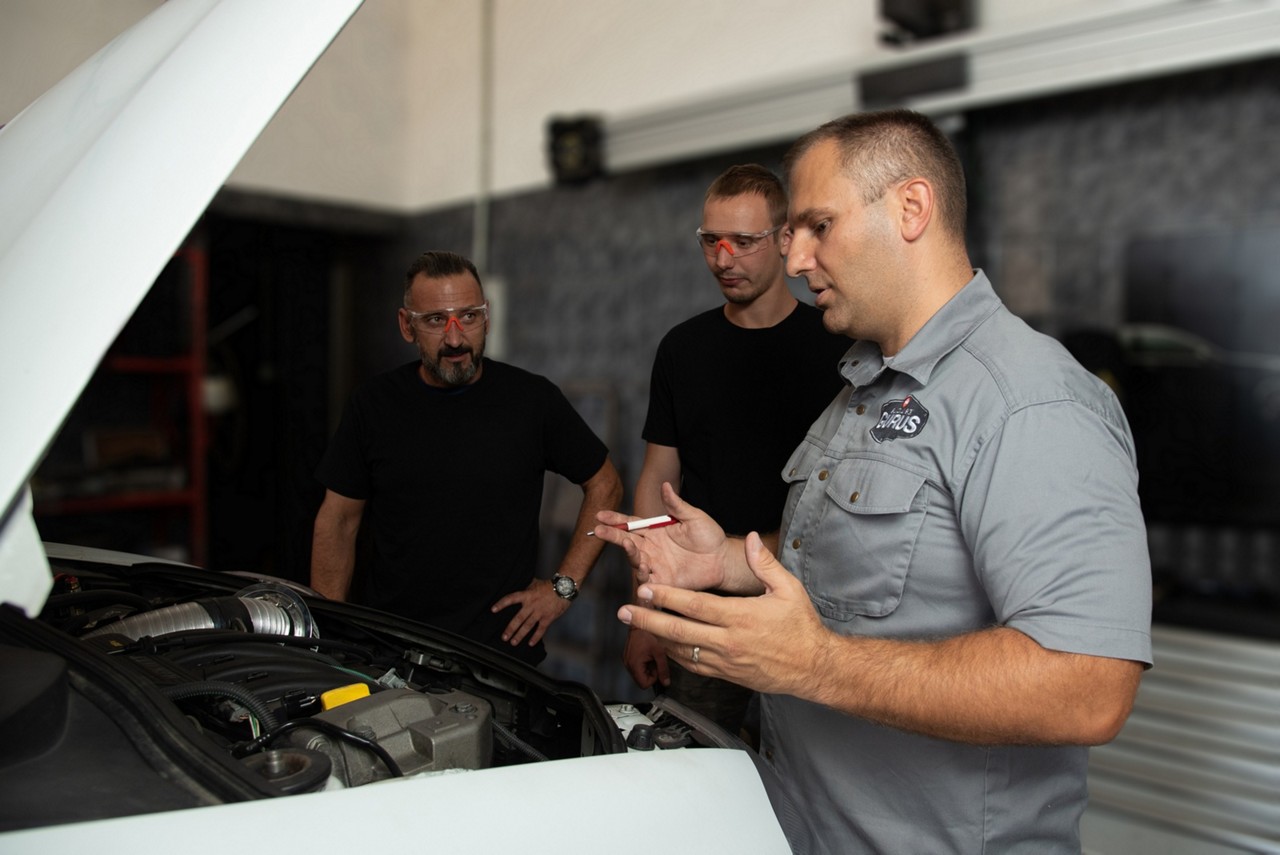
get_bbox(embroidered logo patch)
[870,395,929,443]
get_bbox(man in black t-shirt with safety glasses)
[626,165,849,731]
[311,251,622,665]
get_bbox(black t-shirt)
[643,302,849,536]
[316,359,608,664]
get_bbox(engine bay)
[0,553,720,830]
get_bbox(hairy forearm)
[804,626,1141,745]
[310,548,354,601]
[559,460,624,585]
[310,510,361,601]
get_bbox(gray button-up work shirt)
[764,271,1152,854]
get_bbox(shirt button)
[788,467,797,477]
[849,491,860,503]
[765,749,774,761]
[817,470,829,481]
[855,404,866,415]
[792,538,801,550]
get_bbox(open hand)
[617,532,831,698]
[491,578,570,648]
[592,482,730,591]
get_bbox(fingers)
[619,604,707,673]
[744,531,786,589]
[495,586,564,647]
[633,582,724,629]
[659,481,702,522]
[619,590,713,644]
[595,508,634,527]
[653,646,671,686]
[622,629,656,688]
[659,480,685,510]
[502,610,537,646]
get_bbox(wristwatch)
[551,574,579,601]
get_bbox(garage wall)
[3,0,1183,212]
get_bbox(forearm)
[634,444,679,519]
[310,538,355,601]
[805,625,1142,745]
[310,498,362,601]
[559,459,624,586]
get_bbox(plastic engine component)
[286,687,492,785]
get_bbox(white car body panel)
[0,749,792,854]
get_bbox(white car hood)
[0,0,363,614]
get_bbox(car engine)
[0,554,721,830]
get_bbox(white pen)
[586,514,679,536]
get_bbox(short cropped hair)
[705,164,788,227]
[404,251,482,302]
[783,109,967,241]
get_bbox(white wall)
[0,0,1179,214]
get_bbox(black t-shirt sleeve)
[541,377,610,485]
[315,396,372,500]
[641,332,679,447]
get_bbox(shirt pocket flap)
[825,458,927,515]
[782,439,824,485]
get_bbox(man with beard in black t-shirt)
[311,251,622,665]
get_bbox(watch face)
[553,576,577,599]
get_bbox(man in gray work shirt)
[593,109,1152,853]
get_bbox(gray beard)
[423,346,482,387]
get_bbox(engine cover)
[287,687,492,785]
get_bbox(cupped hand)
[592,482,729,591]
[617,532,832,699]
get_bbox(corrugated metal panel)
[1084,624,1280,854]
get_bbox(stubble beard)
[421,341,483,387]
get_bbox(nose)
[441,315,468,343]
[786,232,814,279]
[714,239,736,267]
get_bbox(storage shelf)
[36,487,198,515]
[105,355,199,374]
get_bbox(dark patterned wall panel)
[968,56,1280,337]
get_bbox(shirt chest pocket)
[788,456,929,621]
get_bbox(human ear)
[397,309,415,344]
[897,178,933,242]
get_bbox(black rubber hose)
[492,719,549,762]
[240,717,404,778]
[126,630,377,663]
[160,680,280,732]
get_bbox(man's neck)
[723,281,798,329]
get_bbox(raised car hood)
[0,0,363,614]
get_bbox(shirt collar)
[839,270,1000,388]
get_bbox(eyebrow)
[789,207,830,230]
[404,303,486,316]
